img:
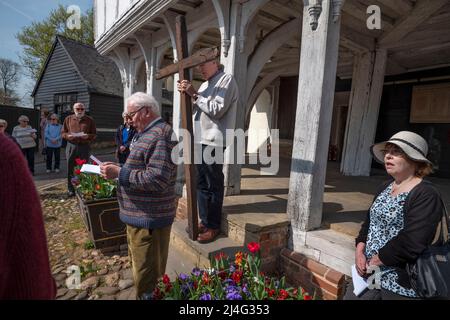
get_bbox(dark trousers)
[46,147,61,170]
[343,280,418,300]
[66,142,90,193]
[21,147,35,174]
[195,144,225,230]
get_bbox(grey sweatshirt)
[193,71,239,147]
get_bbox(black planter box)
[75,191,127,250]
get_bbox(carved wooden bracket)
[222,38,231,57]
[308,0,322,31]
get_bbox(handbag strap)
[432,199,449,245]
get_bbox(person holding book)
[12,115,37,175]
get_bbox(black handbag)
[406,201,450,299]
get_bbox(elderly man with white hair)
[100,92,177,300]
[62,102,97,196]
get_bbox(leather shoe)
[197,228,220,243]
[185,223,207,234]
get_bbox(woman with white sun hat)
[344,131,445,300]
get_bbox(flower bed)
[153,242,314,300]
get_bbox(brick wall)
[279,248,346,300]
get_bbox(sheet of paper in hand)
[71,132,87,137]
[90,155,103,165]
[80,164,101,175]
[351,264,369,296]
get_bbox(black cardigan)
[355,179,444,287]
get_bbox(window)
[54,93,78,115]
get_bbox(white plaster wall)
[105,1,117,31]
[95,0,105,40]
[247,89,272,154]
[95,0,137,40]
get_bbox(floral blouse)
[365,183,417,298]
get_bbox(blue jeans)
[195,145,225,230]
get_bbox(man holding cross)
[178,56,238,243]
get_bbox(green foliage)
[16,4,94,80]
[83,240,95,250]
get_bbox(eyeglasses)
[125,106,145,119]
[51,118,58,121]
[381,147,404,157]
[0,125,5,128]
[75,108,85,111]
[20,120,29,123]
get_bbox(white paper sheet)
[80,164,101,175]
[351,264,369,296]
[89,155,103,165]
[71,132,87,137]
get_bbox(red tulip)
[75,158,87,166]
[303,294,312,300]
[95,184,101,190]
[162,274,170,285]
[247,242,260,253]
[74,169,81,175]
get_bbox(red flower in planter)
[231,271,243,284]
[75,158,87,166]
[95,184,101,191]
[163,274,170,285]
[303,294,312,300]
[277,289,289,300]
[215,252,227,261]
[265,288,275,297]
[74,169,81,175]
[247,242,260,253]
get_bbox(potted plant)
[71,158,126,250]
[152,242,314,300]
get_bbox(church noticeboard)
[410,83,450,123]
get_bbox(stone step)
[170,220,244,269]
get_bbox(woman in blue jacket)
[44,114,63,173]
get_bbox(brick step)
[170,219,244,269]
[175,197,290,273]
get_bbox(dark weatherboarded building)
[31,35,123,142]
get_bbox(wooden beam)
[379,0,448,47]
[340,25,376,53]
[377,0,413,16]
[156,47,219,79]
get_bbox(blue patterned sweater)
[118,118,177,229]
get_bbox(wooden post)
[287,0,341,251]
[340,49,387,176]
[155,16,219,240]
[175,15,198,240]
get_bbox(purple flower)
[229,265,236,273]
[200,293,212,300]
[192,268,201,277]
[179,273,188,281]
[226,292,242,300]
[225,285,238,293]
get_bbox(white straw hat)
[371,131,431,165]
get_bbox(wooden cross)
[156,15,220,240]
